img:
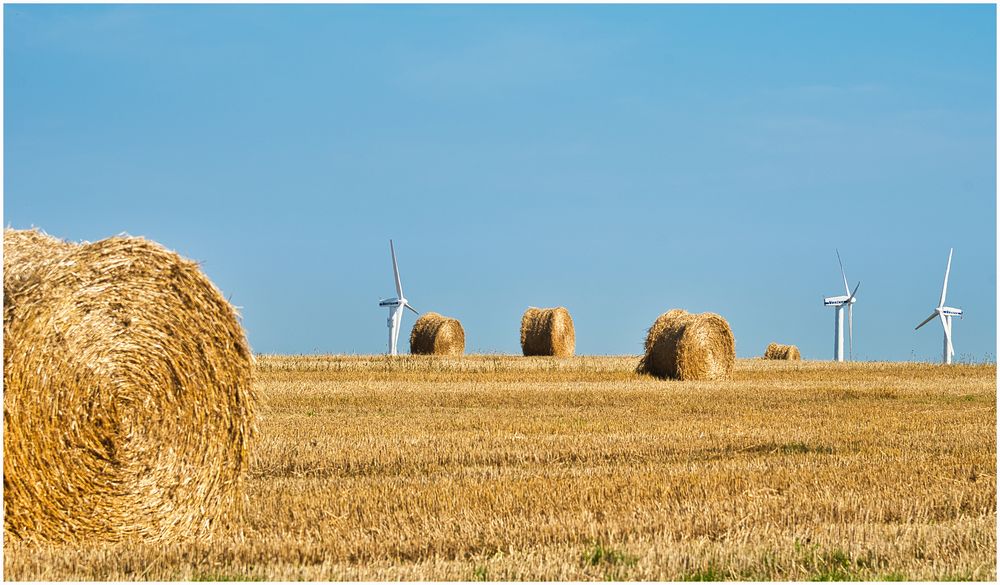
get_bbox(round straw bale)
[3,229,255,542]
[763,342,801,360]
[520,306,575,357]
[637,309,735,380]
[409,312,465,356]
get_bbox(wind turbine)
[823,250,861,362]
[378,240,419,355]
[915,248,964,364]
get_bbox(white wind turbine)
[378,240,419,355]
[823,250,860,362]
[915,248,964,364]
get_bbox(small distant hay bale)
[520,306,575,357]
[409,312,465,356]
[638,309,735,380]
[764,342,801,360]
[3,228,255,542]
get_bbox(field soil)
[4,356,996,580]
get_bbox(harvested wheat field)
[3,356,995,581]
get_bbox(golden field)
[4,355,996,581]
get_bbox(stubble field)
[4,355,996,580]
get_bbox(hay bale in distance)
[409,312,465,356]
[520,306,575,357]
[3,228,255,542]
[638,309,735,380]
[763,342,801,360]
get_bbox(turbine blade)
[837,249,850,296]
[848,303,854,360]
[848,281,860,303]
[390,239,403,299]
[391,307,403,354]
[406,304,419,316]
[915,311,937,330]
[941,314,955,358]
[939,248,953,308]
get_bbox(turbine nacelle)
[823,295,856,307]
[916,307,964,331]
[379,297,405,308]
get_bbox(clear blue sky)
[5,4,996,360]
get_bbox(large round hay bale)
[409,312,465,356]
[763,342,801,360]
[637,309,735,380]
[520,306,575,357]
[3,229,255,542]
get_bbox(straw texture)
[520,307,575,357]
[3,228,76,295]
[409,312,465,356]
[3,228,255,543]
[638,309,735,381]
[763,342,801,360]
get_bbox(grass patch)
[681,563,726,581]
[582,541,637,567]
[807,547,851,581]
[811,568,853,581]
[471,565,489,581]
[797,545,894,581]
[582,541,637,580]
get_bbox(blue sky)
[5,4,996,360]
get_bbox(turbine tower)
[378,240,419,355]
[823,250,860,362]
[915,248,964,364]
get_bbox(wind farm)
[383,242,974,366]
[7,229,990,583]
